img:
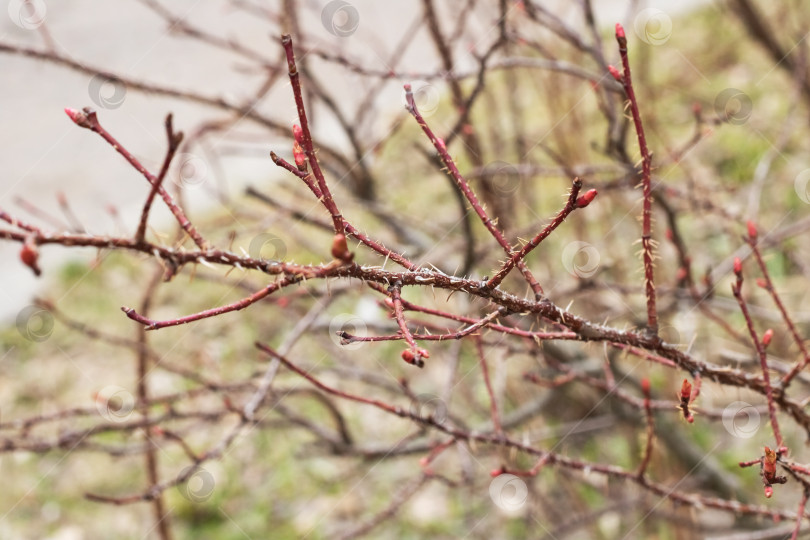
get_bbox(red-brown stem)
[123,276,298,330]
[340,309,504,344]
[475,336,502,436]
[419,438,456,469]
[615,24,658,335]
[65,107,208,250]
[486,178,584,289]
[403,83,545,298]
[281,35,344,235]
[389,283,417,350]
[745,231,810,387]
[637,378,654,477]
[135,114,183,244]
[258,342,797,520]
[732,264,784,448]
[269,151,321,194]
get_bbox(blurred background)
[3,1,810,539]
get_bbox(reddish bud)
[641,377,651,395]
[401,348,429,367]
[764,485,773,498]
[680,379,692,402]
[292,124,304,144]
[64,107,96,129]
[608,65,623,82]
[675,267,688,282]
[293,141,306,170]
[686,415,694,424]
[19,241,41,277]
[490,467,506,477]
[756,278,768,289]
[330,233,353,262]
[762,329,774,347]
[747,220,758,240]
[615,23,626,39]
[733,257,742,275]
[575,189,598,208]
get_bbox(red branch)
[613,24,658,335]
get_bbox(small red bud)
[641,378,650,395]
[762,329,774,347]
[575,189,598,208]
[756,278,768,289]
[733,257,742,275]
[292,124,304,144]
[686,415,694,424]
[764,485,773,498]
[747,220,758,240]
[293,141,306,170]
[615,23,626,39]
[608,65,622,82]
[680,379,692,402]
[330,233,353,262]
[20,242,41,277]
